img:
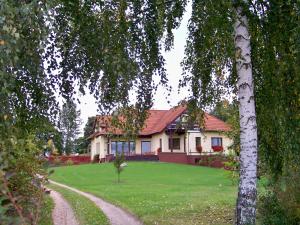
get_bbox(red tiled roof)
[89,105,230,139]
[203,113,231,132]
[88,115,123,139]
[140,105,187,135]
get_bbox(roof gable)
[140,105,186,135]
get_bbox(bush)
[65,159,74,166]
[157,147,162,153]
[0,126,48,225]
[224,152,239,185]
[258,167,300,225]
[93,154,99,163]
[196,145,202,153]
[114,151,125,183]
[53,157,61,166]
[258,190,290,225]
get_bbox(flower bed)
[196,145,202,153]
[212,146,223,152]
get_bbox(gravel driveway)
[50,189,79,225]
[49,180,143,225]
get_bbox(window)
[195,137,201,147]
[141,141,151,153]
[107,141,110,154]
[129,141,135,153]
[211,137,222,147]
[111,141,135,155]
[111,141,117,155]
[117,142,123,153]
[168,138,180,150]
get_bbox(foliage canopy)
[1,0,299,223]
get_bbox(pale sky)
[78,5,192,131]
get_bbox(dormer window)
[181,114,188,123]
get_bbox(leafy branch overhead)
[47,0,188,114]
[1,0,299,224]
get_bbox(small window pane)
[130,141,135,152]
[169,138,180,150]
[196,137,201,147]
[211,137,222,147]
[117,142,123,153]
[142,141,151,153]
[111,142,117,155]
[123,142,129,153]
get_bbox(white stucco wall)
[90,130,233,159]
[90,136,107,160]
[151,133,186,153]
[187,131,232,155]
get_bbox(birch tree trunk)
[234,4,258,225]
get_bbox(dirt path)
[49,180,143,225]
[49,189,79,225]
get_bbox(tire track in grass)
[48,184,109,225]
[50,190,79,225]
[49,180,143,225]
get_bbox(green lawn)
[48,183,109,225]
[50,162,237,225]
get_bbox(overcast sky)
[78,5,192,131]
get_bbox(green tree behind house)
[82,116,96,153]
[59,100,82,155]
[211,100,240,155]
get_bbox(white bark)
[234,5,258,225]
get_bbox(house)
[89,105,232,163]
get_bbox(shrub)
[93,154,99,163]
[207,156,214,166]
[0,126,48,225]
[157,147,162,153]
[258,167,300,225]
[53,157,61,166]
[65,159,74,166]
[196,145,202,153]
[258,190,290,225]
[113,151,126,183]
[224,152,239,185]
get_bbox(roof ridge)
[149,109,168,112]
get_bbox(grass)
[50,162,237,225]
[38,196,54,225]
[47,183,109,225]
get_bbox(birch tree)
[233,4,258,224]
[182,1,258,223]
